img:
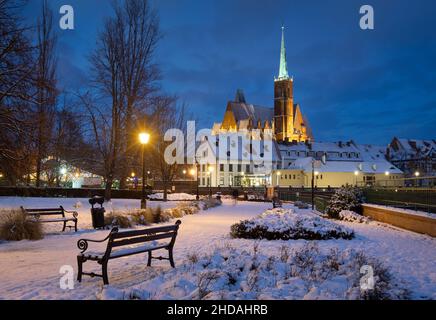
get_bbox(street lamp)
[414,171,420,177]
[207,166,214,197]
[139,132,150,209]
[354,170,359,186]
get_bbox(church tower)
[274,26,294,142]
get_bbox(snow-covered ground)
[0,197,435,300]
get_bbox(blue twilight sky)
[22,0,436,145]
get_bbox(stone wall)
[362,204,436,237]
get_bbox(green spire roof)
[278,26,289,80]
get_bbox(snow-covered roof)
[196,133,281,163]
[229,101,273,125]
[389,138,436,160]
[288,157,403,174]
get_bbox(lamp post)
[354,170,359,187]
[139,132,150,209]
[208,166,214,197]
[414,171,420,187]
[189,168,196,198]
[196,163,200,200]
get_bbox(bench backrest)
[104,220,182,257]
[21,206,65,217]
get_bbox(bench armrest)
[77,227,118,253]
[64,210,79,218]
[61,207,79,219]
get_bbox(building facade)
[196,27,404,188]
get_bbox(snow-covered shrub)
[0,210,43,241]
[101,243,409,300]
[230,208,354,240]
[202,198,222,210]
[129,207,170,225]
[326,186,364,219]
[104,212,133,228]
[339,210,370,223]
[163,202,200,219]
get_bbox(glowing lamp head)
[131,172,135,177]
[208,166,214,173]
[414,171,420,177]
[354,170,359,176]
[139,132,150,145]
[60,167,67,175]
[385,171,390,176]
[182,170,187,175]
[189,169,196,176]
[314,171,319,176]
[277,171,281,176]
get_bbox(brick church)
[212,26,312,143]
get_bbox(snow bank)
[230,208,354,240]
[100,244,409,300]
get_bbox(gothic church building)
[212,27,312,143]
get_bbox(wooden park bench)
[76,220,182,285]
[21,206,78,232]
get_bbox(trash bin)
[89,196,105,229]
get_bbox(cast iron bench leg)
[169,248,175,268]
[147,251,152,266]
[102,262,109,285]
[77,256,83,282]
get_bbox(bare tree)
[147,96,186,201]
[87,14,125,200]
[112,0,161,188]
[33,0,57,187]
[0,0,35,185]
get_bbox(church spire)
[278,25,289,80]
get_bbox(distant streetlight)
[131,172,135,178]
[354,170,359,186]
[139,132,150,209]
[139,132,150,145]
[183,169,187,175]
[385,171,390,176]
[414,171,420,177]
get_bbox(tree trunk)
[163,179,168,201]
[104,177,113,201]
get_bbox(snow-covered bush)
[129,203,200,226]
[339,210,370,223]
[230,208,354,240]
[325,186,364,219]
[129,207,170,225]
[100,243,409,300]
[0,210,43,241]
[148,193,197,201]
[104,212,133,228]
[166,202,200,217]
[201,197,222,210]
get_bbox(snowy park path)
[0,197,435,299]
